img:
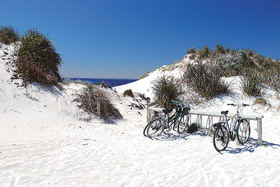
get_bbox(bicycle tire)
[146,118,165,138]
[236,119,251,145]
[143,121,150,137]
[213,124,229,152]
[177,114,189,133]
[166,114,176,132]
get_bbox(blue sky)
[1,0,280,79]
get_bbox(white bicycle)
[212,103,251,152]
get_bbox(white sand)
[1,44,280,186]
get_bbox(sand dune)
[1,44,280,186]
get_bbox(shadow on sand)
[147,129,280,155]
[224,137,280,154]
[149,131,189,141]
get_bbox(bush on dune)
[185,63,229,100]
[186,47,196,55]
[123,89,134,98]
[74,86,122,120]
[241,70,262,97]
[186,123,199,134]
[183,45,280,101]
[0,26,20,45]
[198,45,212,60]
[152,76,181,108]
[14,29,62,87]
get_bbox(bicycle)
[143,101,192,138]
[212,103,251,152]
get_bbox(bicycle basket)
[183,108,190,115]
[175,105,181,112]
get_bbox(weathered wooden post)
[147,105,154,123]
[257,118,263,145]
[97,102,101,116]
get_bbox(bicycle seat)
[221,110,229,115]
[162,108,173,114]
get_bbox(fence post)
[97,102,101,116]
[257,118,263,145]
[146,106,149,123]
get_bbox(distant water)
[63,78,138,87]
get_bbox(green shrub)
[185,63,229,100]
[74,86,122,120]
[186,47,196,54]
[0,26,20,44]
[258,58,280,91]
[241,70,262,97]
[247,49,255,57]
[152,76,181,108]
[225,47,231,54]
[123,89,134,97]
[183,45,280,99]
[217,50,256,77]
[198,45,211,60]
[253,97,271,107]
[140,71,151,79]
[95,81,111,88]
[14,29,62,87]
[187,123,198,134]
[215,44,226,55]
[189,54,196,60]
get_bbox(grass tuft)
[0,26,20,44]
[14,29,62,87]
[186,123,198,134]
[74,86,122,120]
[241,70,262,97]
[152,76,181,108]
[123,89,134,98]
[185,63,229,100]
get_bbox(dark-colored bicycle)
[212,103,251,152]
[143,101,192,138]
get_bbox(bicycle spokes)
[213,125,229,152]
[237,120,250,145]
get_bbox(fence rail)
[147,107,264,145]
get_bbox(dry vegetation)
[74,85,122,120]
[0,26,20,44]
[1,26,62,88]
[184,45,280,102]
[152,76,181,108]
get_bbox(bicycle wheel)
[146,118,165,137]
[143,121,150,137]
[213,125,229,152]
[237,119,250,145]
[177,114,189,133]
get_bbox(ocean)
[63,78,138,87]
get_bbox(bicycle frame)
[212,103,251,152]
[223,114,240,140]
[163,108,184,131]
[216,103,248,140]
[168,110,183,123]
[163,102,190,131]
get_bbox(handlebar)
[227,103,249,107]
[227,103,235,106]
[171,100,194,110]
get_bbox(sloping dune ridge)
[0,44,280,186]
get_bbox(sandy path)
[1,118,280,186]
